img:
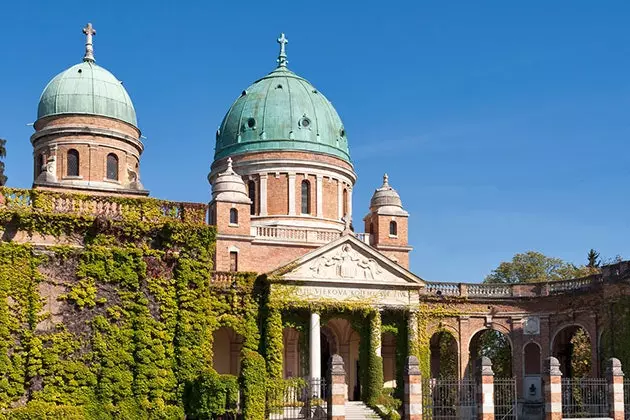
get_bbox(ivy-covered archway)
[429,330,458,378]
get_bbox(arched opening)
[67,149,79,177]
[430,331,458,378]
[212,326,243,375]
[469,329,512,377]
[106,153,119,180]
[283,327,302,378]
[552,325,592,378]
[523,342,542,401]
[36,153,44,177]
[229,208,238,225]
[342,188,348,217]
[382,332,397,387]
[389,221,397,236]
[247,180,256,215]
[301,180,311,215]
[324,318,360,401]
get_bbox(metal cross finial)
[82,23,96,62]
[226,157,233,172]
[383,173,389,187]
[277,33,289,68]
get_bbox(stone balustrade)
[0,187,207,224]
[252,225,341,244]
[423,274,611,300]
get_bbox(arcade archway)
[469,329,512,377]
[212,326,243,375]
[552,325,592,378]
[430,330,458,378]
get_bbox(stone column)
[374,310,382,358]
[316,175,323,218]
[403,356,422,420]
[407,310,418,355]
[259,174,268,216]
[288,173,296,215]
[310,312,321,392]
[542,357,562,420]
[607,358,625,420]
[476,357,494,420]
[328,354,346,420]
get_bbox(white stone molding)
[316,175,323,218]
[288,173,296,216]
[259,174,268,216]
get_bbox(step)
[344,401,381,419]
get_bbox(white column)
[316,175,323,218]
[337,180,343,219]
[288,173,296,216]
[310,312,321,383]
[347,186,353,221]
[259,174,268,216]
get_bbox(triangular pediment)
[269,235,424,287]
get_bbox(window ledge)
[389,234,398,238]
[62,176,83,180]
[103,178,121,185]
[229,223,239,228]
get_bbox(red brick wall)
[267,174,288,215]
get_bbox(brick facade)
[31,114,147,195]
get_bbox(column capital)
[544,357,562,376]
[476,356,494,377]
[607,357,624,377]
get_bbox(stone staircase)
[345,401,381,419]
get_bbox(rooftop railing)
[0,187,208,225]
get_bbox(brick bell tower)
[31,23,147,196]
[364,174,412,268]
[208,158,252,272]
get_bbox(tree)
[0,138,7,186]
[484,251,597,284]
[587,249,600,268]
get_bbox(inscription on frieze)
[290,285,411,306]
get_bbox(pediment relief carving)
[281,240,420,286]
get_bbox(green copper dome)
[215,34,350,162]
[37,61,137,127]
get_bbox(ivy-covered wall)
[0,189,267,419]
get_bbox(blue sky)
[1,1,629,282]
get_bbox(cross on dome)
[277,33,288,68]
[82,23,96,62]
[382,173,390,188]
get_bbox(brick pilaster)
[328,354,346,420]
[403,355,422,420]
[476,356,494,420]
[607,357,625,420]
[543,357,562,420]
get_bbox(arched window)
[248,181,256,215]
[342,188,348,216]
[369,223,374,234]
[36,154,44,176]
[301,180,311,214]
[229,208,238,225]
[389,221,397,236]
[106,153,119,180]
[67,149,79,177]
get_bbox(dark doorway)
[321,332,331,380]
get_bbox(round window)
[340,128,346,137]
[247,118,256,129]
[299,117,311,128]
